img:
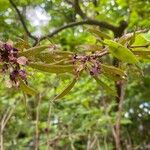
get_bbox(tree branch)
[70,0,128,37]
[74,0,87,19]
[37,19,118,44]
[9,0,37,41]
[66,0,87,19]
[35,0,127,44]
[114,82,125,150]
[10,0,127,46]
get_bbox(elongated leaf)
[78,44,103,51]
[19,78,37,96]
[54,77,77,100]
[119,34,133,45]
[36,51,72,63]
[0,63,3,69]
[137,55,150,61]
[104,39,139,64]
[53,50,73,55]
[132,50,150,56]
[47,59,73,65]
[129,31,136,46]
[19,45,53,57]
[119,32,136,45]
[15,38,31,51]
[29,62,74,74]
[93,76,117,96]
[133,34,150,46]
[103,72,126,81]
[101,64,126,77]
[88,28,112,39]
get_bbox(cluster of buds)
[0,42,28,87]
[72,54,101,76]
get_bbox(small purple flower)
[90,66,100,76]
[8,54,17,62]
[90,61,101,76]
[0,42,28,87]
[10,70,18,81]
[18,70,27,80]
[13,47,18,52]
[3,43,13,51]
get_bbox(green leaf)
[77,44,103,51]
[15,38,31,51]
[0,63,3,69]
[133,34,150,46]
[119,32,136,46]
[93,76,117,96]
[132,50,150,56]
[121,118,132,125]
[19,78,37,96]
[54,77,77,100]
[28,62,74,74]
[104,39,139,64]
[129,31,136,46]
[88,28,112,39]
[101,64,126,77]
[119,33,134,45]
[36,51,72,63]
[19,45,53,57]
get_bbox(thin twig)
[74,0,88,19]
[68,127,75,150]
[89,135,98,150]
[46,100,53,150]
[35,94,41,150]
[87,134,91,150]
[0,100,20,150]
[114,82,125,150]
[9,0,128,45]
[36,19,118,44]
[9,0,37,41]
[22,92,31,119]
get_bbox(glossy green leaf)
[77,44,103,51]
[36,51,72,63]
[19,45,53,57]
[54,77,77,100]
[93,76,117,96]
[53,50,73,55]
[119,32,136,46]
[28,62,74,74]
[88,28,112,39]
[15,38,31,51]
[121,118,132,125]
[104,39,139,64]
[119,33,133,45]
[101,64,126,76]
[101,64,126,81]
[0,63,2,69]
[132,50,150,56]
[133,34,150,45]
[129,31,136,46]
[19,78,37,96]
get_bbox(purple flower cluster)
[73,54,101,76]
[89,59,101,76]
[0,43,27,86]
[0,43,18,63]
